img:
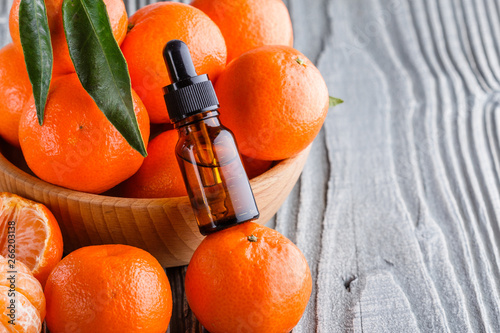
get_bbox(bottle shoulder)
[177,125,235,148]
[176,125,238,167]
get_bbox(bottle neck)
[174,110,221,132]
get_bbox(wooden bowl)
[0,142,311,267]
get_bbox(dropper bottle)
[163,40,260,235]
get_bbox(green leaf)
[62,0,147,157]
[19,0,53,125]
[329,96,344,108]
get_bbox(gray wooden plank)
[0,0,12,47]
[303,0,500,331]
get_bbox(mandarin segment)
[18,74,150,194]
[121,2,227,123]
[191,0,294,62]
[0,256,45,333]
[0,255,31,275]
[0,193,63,287]
[215,45,330,161]
[45,244,172,333]
[0,286,42,333]
[0,272,46,320]
[185,222,312,333]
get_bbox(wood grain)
[2,0,500,332]
[299,0,500,331]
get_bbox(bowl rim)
[0,144,311,206]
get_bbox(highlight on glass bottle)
[162,39,259,235]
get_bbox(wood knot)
[343,275,357,292]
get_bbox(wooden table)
[2,0,500,331]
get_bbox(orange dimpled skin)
[18,74,150,194]
[9,0,128,76]
[185,222,312,333]
[216,45,330,161]
[122,130,187,198]
[0,44,31,148]
[121,2,227,123]
[191,0,294,62]
[45,245,172,333]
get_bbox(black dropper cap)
[163,40,219,123]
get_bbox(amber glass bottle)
[163,40,259,235]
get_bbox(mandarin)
[0,43,31,147]
[242,154,273,179]
[121,2,227,123]
[185,222,312,333]
[0,256,46,320]
[0,193,63,287]
[122,129,187,198]
[0,257,45,333]
[18,74,150,194]
[191,0,294,62]
[215,45,329,161]
[9,0,128,76]
[45,244,172,333]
